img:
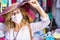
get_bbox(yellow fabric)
[53,32,60,38]
[1,4,7,7]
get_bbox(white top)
[0,23,6,31]
[5,17,50,40]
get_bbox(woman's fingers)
[28,0,40,9]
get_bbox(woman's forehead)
[12,8,20,12]
[10,8,22,15]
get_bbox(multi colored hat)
[0,2,35,22]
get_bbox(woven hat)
[0,2,35,22]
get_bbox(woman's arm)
[29,0,50,36]
[29,0,48,18]
[36,6,48,18]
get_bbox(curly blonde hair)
[3,8,30,30]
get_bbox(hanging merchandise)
[46,0,52,12]
[42,0,47,11]
[55,0,60,28]
[51,0,56,17]
[56,0,60,8]
[47,0,52,8]
[45,32,55,40]
[17,0,23,3]
[53,32,60,39]
[48,11,52,20]
[55,9,60,28]
[1,0,7,12]
[38,0,42,6]
[12,0,16,3]
[1,0,7,7]
[7,0,12,6]
[0,1,1,13]
[43,28,47,34]
[0,0,1,2]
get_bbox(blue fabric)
[55,8,60,27]
[46,36,55,40]
[2,0,7,5]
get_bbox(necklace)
[13,29,20,40]
[13,25,22,40]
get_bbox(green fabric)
[1,0,7,5]
[48,12,52,20]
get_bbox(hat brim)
[0,2,28,16]
[0,2,35,22]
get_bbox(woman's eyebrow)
[11,10,14,13]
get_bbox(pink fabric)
[12,0,16,3]
[47,0,52,8]
[0,38,5,40]
[0,7,11,16]
[0,16,5,23]
[22,4,35,19]
[0,2,35,20]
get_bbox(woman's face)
[11,8,23,24]
[11,8,21,16]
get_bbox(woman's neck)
[14,22,28,32]
[14,24,22,32]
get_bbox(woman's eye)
[12,13,16,16]
[17,11,19,13]
[13,13,16,15]
[17,11,20,14]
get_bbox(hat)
[0,2,35,22]
[0,3,19,16]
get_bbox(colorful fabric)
[12,0,16,3]
[42,0,47,10]
[47,0,52,8]
[56,0,60,8]
[0,16,5,23]
[17,0,23,3]
[8,0,12,6]
[22,5,35,20]
[1,0,7,7]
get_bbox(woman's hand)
[28,0,40,9]
[29,0,48,18]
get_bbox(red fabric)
[22,4,35,20]
[0,16,5,23]
[0,38,5,40]
[12,0,16,3]
[47,0,52,8]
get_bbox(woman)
[0,0,50,40]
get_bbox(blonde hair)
[3,8,29,30]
